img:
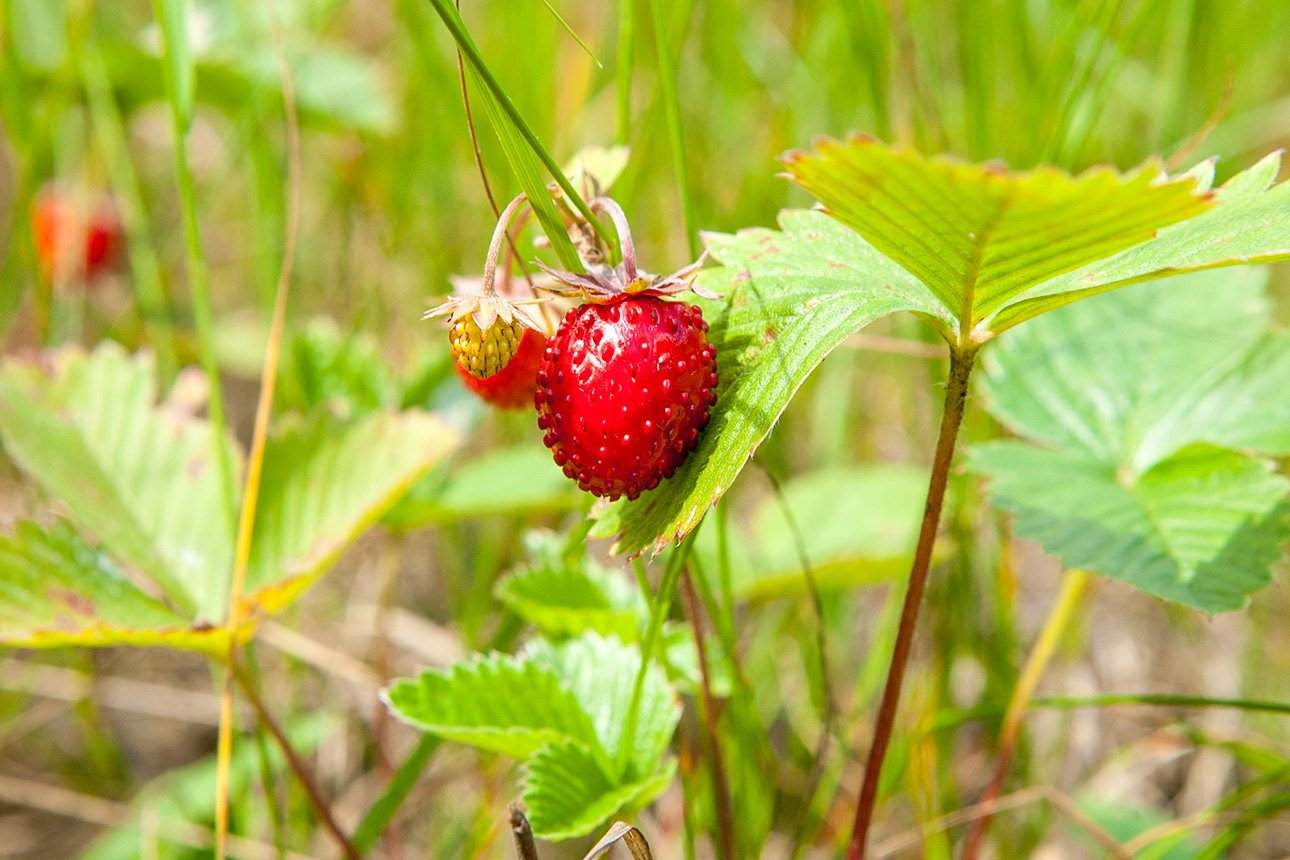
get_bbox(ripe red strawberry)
[533,196,718,500]
[536,295,717,500]
[32,186,121,282]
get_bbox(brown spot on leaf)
[763,326,779,344]
[50,587,95,616]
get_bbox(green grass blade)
[647,0,698,257]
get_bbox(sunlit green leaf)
[593,211,935,555]
[971,270,1290,613]
[784,135,1213,335]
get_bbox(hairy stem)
[231,663,359,860]
[680,567,735,860]
[847,347,976,859]
[961,568,1092,860]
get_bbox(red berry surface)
[32,190,120,282]
[535,295,718,501]
[456,327,547,409]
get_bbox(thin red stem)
[589,196,638,281]
[847,347,976,859]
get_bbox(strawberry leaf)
[0,344,458,649]
[593,210,935,555]
[784,135,1215,337]
[522,740,675,840]
[382,653,604,760]
[0,521,227,655]
[970,270,1290,613]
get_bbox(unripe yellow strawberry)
[449,315,526,379]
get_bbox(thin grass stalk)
[213,6,302,856]
[616,0,635,144]
[151,0,237,530]
[353,735,441,855]
[847,346,976,859]
[646,0,698,258]
[423,0,609,245]
[961,568,1092,860]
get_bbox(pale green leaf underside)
[593,210,933,555]
[523,740,676,840]
[0,344,237,617]
[785,135,1212,333]
[971,442,1288,612]
[0,521,227,655]
[495,557,646,640]
[382,654,603,760]
[524,633,680,779]
[974,271,1290,613]
[0,344,457,649]
[693,464,927,600]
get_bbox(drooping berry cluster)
[536,294,717,500]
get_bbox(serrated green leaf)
[784,135,1214,335]
[0,521,226,654]
[385,445,581,529]
[243,410,460,615]
[0,344,237,616]
[593,210,936,555]
[495,554,646,639]
[382,654,603,760]
[523,739,676,840]
[971,271,1290,613]
[693,464,927,600]
[0,344,458,649]
[524,633,680,779]
[994,152,1290,333]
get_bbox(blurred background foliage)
[2,0,1290,857]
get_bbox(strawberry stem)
[590,196,639,282]
[847,345,977,859]
[481,193,532,298]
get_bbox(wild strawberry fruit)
[534,197,718,500]
[424,194,551,410]
[31,186,121,282]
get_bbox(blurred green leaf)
[523,740,675,840]
[278,318,399,415]
[971,270,1290,612]
[0,344,458,648]
[784,136,1213,337]
[10,0,67,71]
[0,344,237,616]
[694,464,928,600]
[0,521,226,654]
[1077,798,1200,860]
[386,444,581,528]
[242,409,459,615]
[593,211,937,555]
[495,539,647,639]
